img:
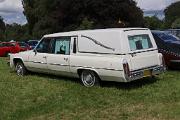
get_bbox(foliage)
[77,18,94,30]
[5,23,31,42]
[0,16,6,41]
[1,58,180,119]
[164,1,180,28]
[144,16,165,29]
[171,18,180,29]
[22,0,144,38]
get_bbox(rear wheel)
[80,70,100,87]
[15,62,27,76]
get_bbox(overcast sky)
[0,0,179,24]
[137,0,180,10]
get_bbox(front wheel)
[80,70,100,87]
[15,62,27,76]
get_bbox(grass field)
[0,58,180,120]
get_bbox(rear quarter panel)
[70,54,126,82]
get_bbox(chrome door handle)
[64,58,68,61]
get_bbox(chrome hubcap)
[82,72,95,87]
[16,64,23,76]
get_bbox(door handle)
[43,56,47,59]
[64,58,68,61]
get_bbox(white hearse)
[10,28,165,87]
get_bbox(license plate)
[143,70,151,77]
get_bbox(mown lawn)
[0,58,180,120]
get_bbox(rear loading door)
[124,29,161,71]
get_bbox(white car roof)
[44,28,149,38]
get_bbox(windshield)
[19,42,28,47]
[28,41,38,46]
[157,33,179,41]
[128,34,153,51]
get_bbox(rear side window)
[18,42,28,47]
[128,34,153,51]
[53,37,71,55]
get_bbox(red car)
[18,42,31,51]
[0,42,30,57]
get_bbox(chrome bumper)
[126,65,165,82]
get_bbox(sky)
[0,0,179,25]
[137,0,180,10]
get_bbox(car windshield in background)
[19,42,28,47]
[157,33,180,41]
[28,41,38,46]
[128,34,153,51]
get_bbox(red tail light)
[123,60,130,77]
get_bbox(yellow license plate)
[143,70,151,77]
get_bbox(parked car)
[0,42,20,57]
[0,42,31,57]
[10,28,165,87]
[152,31,180,68]
[27,40,39,49]
[18,42,31,51]
[164,29,180,39]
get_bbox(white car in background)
[10,28,165,87]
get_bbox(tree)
[5,23,30,41]
[171,18,180,29]
[144,16,164,29]
[0,16,6,41]
[164,1,180,28]
[22,0,144,38]
[77,18,94,30]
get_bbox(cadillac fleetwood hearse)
[10,28,165,87]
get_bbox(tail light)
[123,59,130,77]
[162,56,166,70]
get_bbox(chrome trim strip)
[128,49,158,54]
[33,61,47,64]
[78,51,126,55]
[25,61,122,71]
[71,65,123,71]
[81,35,115,51]
[124,28,149,32]
[131,65,159,72]
[49,63,69,66]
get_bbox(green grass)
[0,58,180,120]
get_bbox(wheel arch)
[77,68,101,80]
[13,58,24,66]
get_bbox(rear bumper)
[125,65,165,82]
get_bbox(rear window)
[19,42,28,47]
[128,34,153,51]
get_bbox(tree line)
[0,0,180,42]
[144,2,180,30]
